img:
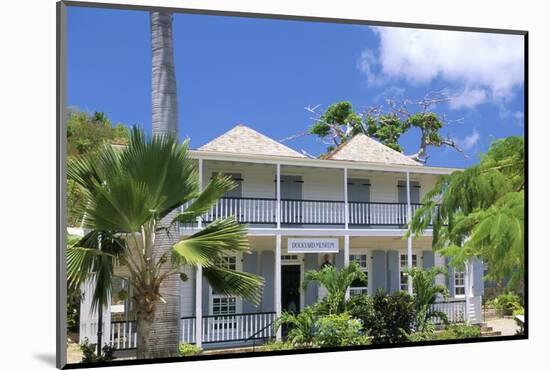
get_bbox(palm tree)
[67,127,263,359]
[302,263,366,315]
[151,11,178,138]
[407,266,449,332]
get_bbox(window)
[454,270,466,297]
[400,254,417,291]
[281,255,299,261]
[211,256,238,315]
[111,277,133,321]
[349,254,368,295]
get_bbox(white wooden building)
[80,124,484,350]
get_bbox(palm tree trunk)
[134,292,157,359]
[151,11,179,138]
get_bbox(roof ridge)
[324,133,421,166]
[197,124,306,158]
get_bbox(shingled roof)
[197,124,306,158]
[323,134,421,166]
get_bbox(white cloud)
[449,88,487,110]
[359,27,524,109]
[454,130,481,151]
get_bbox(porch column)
[276,163,281,229]
[343,168,349,229]
[274,234,282,340]
[195,266,203,347]
[464,259,475,324]
[197,158,203,229]
[195,158,204,347]
[344,235,350,300]
[406,171,413,295]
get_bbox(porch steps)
[480,325,502,337]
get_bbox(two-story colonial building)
[79,124,484,351]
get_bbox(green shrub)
[493,292,523,315]
[345,294,375,333]
[260,341,294,351]
[178,343,202,357]
[79,338,115,363]
[274,308,316,347]
[313,314,369,347]
[407,330,437,342]
[437,324,481,340]
[369,290,416,344]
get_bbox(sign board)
[287,238,339,253]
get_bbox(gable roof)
[323,134,421,166]
[197,124,306,158]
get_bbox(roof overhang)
[189,149,462,175]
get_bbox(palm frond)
[66,230,126,310]
[171,174,236,225]
[171,216,248,267]
[203,265,263,305]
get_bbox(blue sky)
[67,6,525,168]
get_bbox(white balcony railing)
[181,312,276,344]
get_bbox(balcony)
[197,197,427,227]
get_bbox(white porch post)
[275,234,282,340]
[344,235,350,300]
[195,266,203,347]
[276,163,281,229]
[344,168,349,229]
[406,171,413,295]
[195,158,204,347]
[197,158,203,229]
[464,260,471,324]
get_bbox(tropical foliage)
[314,314,369,347]
[407,324,481,342]
[79,338,115,363]
[178,343,202,357]
[408,266,449,332]
[274,309,367,348]
[66,127,263,358]
[409,136,524,289]
[492,292,523,315]
[302,262,366,314]
[66,110,130,226]
[300,95,462,162]
[368,290,416,344]
[274,308,316,347]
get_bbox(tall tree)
[67,128,263,359]
[66,110,129,226]
[285,92,464,163]
[409,136,524,289]
[151,12,179,138]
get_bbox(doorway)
[281,265,301,314]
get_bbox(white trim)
[274,235,282,340]
[348,248,369,296]
[454,269,466,298]
[197,158,203,229]
[195,265,202,348]
[276,163,281,229]
[344,235,350,299]
[344,168,349,229]
[406,171,413,295]
[190,150,461,175]
[181,227,433,237]
[399,252,418,292]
